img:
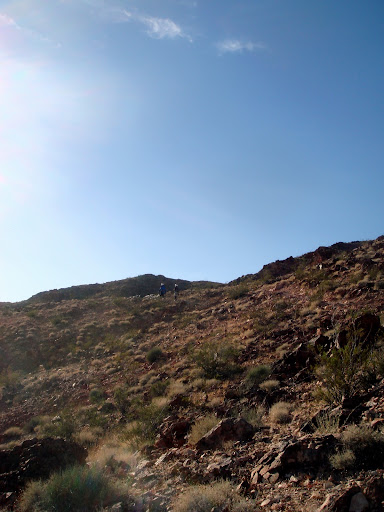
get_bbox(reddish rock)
[155,416,191,449]
[195,418,254,451]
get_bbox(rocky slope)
[1,237,384,511]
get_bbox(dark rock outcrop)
[250,435,338,486]
[0,437,87,492]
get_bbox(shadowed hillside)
[1,237,384,511]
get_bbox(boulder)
[154,416,191,449]
[317,486,361,511]
[195,418,254,451]
[273,343,317,380]
[251,435,337,486]
[0,437,87,492]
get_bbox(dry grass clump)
[73,427,103,447]
[172,480,254,512]
[167,380,188,397]
[188,414,218,445]
[89,440,139,475]
[269,402,293,424]
[259,379,280,392]
[2,426,24,439]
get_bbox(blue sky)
[0,0,383,302]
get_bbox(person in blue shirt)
[159,283,166,297]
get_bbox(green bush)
[124,400,169,446]
[19,465,135,512]
[150,380,169,397]
[192,341,241,380]
[146,347,163,364]
[37,413,76,440]
[241,406,265,429]
[245,365,271,388]
[315,336,373,405]
[89,388,105,404]
[228,284,249,300]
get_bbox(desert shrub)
[0,367,21,387]
[329,423,384,471]
[342,423,384,468]
[124,400,169,447]
[269,402,292,424]
[228,284,249,300]
[259,379,280,392]
[19,465,134,512]
[192,342,241,380]
[315,336,373,405]
[188,414,219,445]
[314,409,341,435]
[172,480,254,512]
[89,388,105,404]
[241,406,265,429]
[244,364,271,388]
[150,379,169,397]
[37,412,76,440]
[330,448,356,470]
[146,347,163,364]
[90,443,139,475]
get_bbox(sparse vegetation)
[259,379,280,392]
[19,465,133,512]
[172,480,254,512]
[188,414,218,445]
[315,332,374,405]
[228,283,249,300]
[269,401,292,424]
[244,364,271,388]
[146,346,164,363]
[192,341,241,379]
[0,240,384,511]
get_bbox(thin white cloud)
[81,3,191,42]
[0,13,20,29]
[140,16,184,40]
[0,11,60,48]
[216,39,267,55]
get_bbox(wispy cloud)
[140,15,187,40]
[0,13,20,29]
[216,39,267,55]
[0,11,60,49]
[85,4,191,42]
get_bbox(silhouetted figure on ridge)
[174,283,179,300]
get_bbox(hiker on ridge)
[159,283,166,297]
[174,283,179,300]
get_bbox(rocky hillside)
[1,236,384,511]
